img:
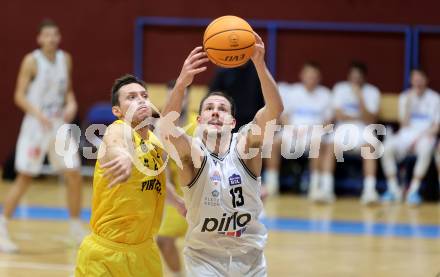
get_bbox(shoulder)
[22,52,37,67]
[277,82,292,93]
[399,90,408,100]
[364,83,380,94]
[427,88,440,98]
[316,85,331,96]
[62,51,72,67]
[104,120,130,140]
[333,81,348,92]
[19,53,37,76]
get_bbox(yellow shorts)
[75,233,163,277]
[157,204,188,238]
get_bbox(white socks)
[408,179,421,195]
[309,171,320,193]
[363,176,376,192]
[387,176,400,193]
[264,170,279,196]
[69,218,87,244]
[0,215,8,237]
[320,172,334,193]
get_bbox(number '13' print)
[229,186,244,208]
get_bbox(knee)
[15,173,33,186]
[415,137,435,156]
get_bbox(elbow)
[13,94,22,109]
[274,102,284,118]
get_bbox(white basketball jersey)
[183,133,267,254]
[398,88,440,132]
[26,49,68,119]
[279,82,332,125]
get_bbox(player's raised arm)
[157,47,209,185]
[247,32,284,145]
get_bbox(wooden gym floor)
[0,178,439,277]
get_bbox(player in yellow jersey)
[75,74,167,276]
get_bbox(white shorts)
[279,125,331,159]
[330,122,379,151]
[15,116,80,176]
[184,247,266,277]
[385,127,436,160]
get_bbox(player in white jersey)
[263,62,333,200]
[0,20,85,253]
[381,69,440,205]
[436,145,440,195]
[321,62,381,204]
[157,32,283,276]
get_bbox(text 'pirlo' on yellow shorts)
[75,233,163,277]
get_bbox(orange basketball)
[203,15,255,68]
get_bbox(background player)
[157,81,191,277]
[158,32,283,276]
[0,19,85,253]
[381,69,440,205]
[264,62,333,199]
[320,62,381,204]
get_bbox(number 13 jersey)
[182,133,268,254]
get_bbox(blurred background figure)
[156,80,192,277]
[436,145,440,194]
[381,69,440,205]
[264,62,333,197]
[0,19,85,253]
[321,61,381,204]
[209,61,264,131]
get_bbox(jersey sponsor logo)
[212,190,219,197]
[204,196,220,207]
[228,173,241,186]
[410,112,430,121]
[210,170,221,185]
[201,212,251,237]
[141,178,162,194]
[343,103,359,112]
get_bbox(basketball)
[203,15,256,68]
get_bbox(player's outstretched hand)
[175,46,209,89]
[102,154,132,188]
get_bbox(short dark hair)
[198,91,236,118]
[349,61,368,75]
[410,68,427,77]
[111,74,146,106]
[38,19,58,33]
[302,61,320,70]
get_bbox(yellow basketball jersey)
[90,120,166,245]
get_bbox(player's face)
[348,68,365,85]
[300,66,320,90]
[113,83,152,123]
[410,71,428,91]
[198,95,236,134]
[37,26,61,52]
